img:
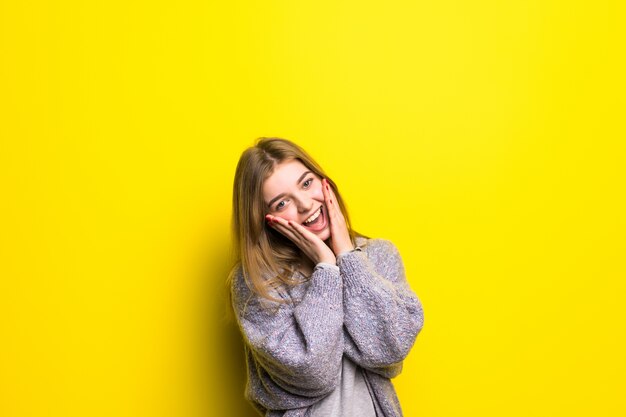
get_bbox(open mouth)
[302,206,326,231]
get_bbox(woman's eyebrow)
[267,193,285,209]
[296,170,312,184]
[267,171,312,208]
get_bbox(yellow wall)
[1,1,624,416]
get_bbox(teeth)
[303,207,322,224]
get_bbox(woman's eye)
[303,178,313,188]
[276,201,285,210]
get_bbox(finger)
[276,219,327,262]
[321,182,354,255]
[288,219,324,243]
[268,216,303,244]
[322,178,335,219]
[323,179,344,224]
[287,220,335,263]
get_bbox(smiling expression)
[263,159,330,242]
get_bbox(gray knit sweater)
[230,236,424,416]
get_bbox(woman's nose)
[297,198,314,213]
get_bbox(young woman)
[228,137,424,416]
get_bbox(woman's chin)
[318,229,331,243]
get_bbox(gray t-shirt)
[307,355,377,417]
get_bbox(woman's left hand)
[322,178,355,257]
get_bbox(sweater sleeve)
[338,239,424,374]
[230,265,345,400]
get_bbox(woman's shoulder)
[355,235,400,255]
[228,262,294,308]
[228,263,269,311]
[227,263,246,297]
[228,263,261,300]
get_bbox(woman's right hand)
[265,214,337,265]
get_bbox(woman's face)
[263,159,331,242]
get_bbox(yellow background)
[1,1,624,416]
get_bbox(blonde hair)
[228,137,367,302]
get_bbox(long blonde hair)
[228,137,367,302]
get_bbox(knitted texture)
[230,237,424,416]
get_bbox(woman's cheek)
[314,184,324,199]
[287,207,299,221]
